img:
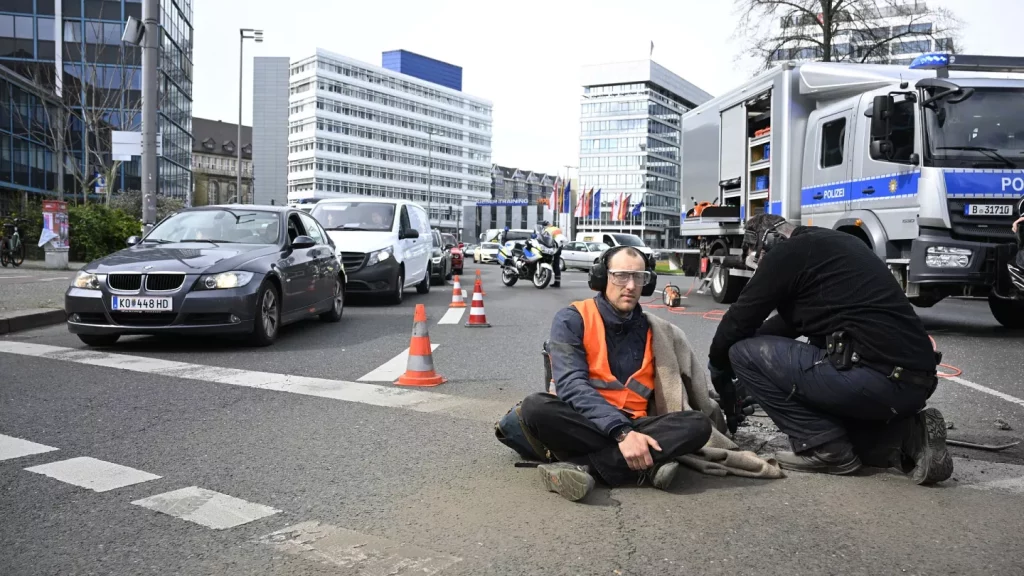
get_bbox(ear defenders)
[588,245,658,297]
[745,219,787,268]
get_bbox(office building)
[0,0,194,207]
[0,63,59,214]
[459,165,556,242]
[769,1,955,66]
[577,60,712,249]
[252,56,289,207]
[190,118,252,205]
[282,48,493,235]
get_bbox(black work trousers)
[729,336,933,466]
[519,392,713,486]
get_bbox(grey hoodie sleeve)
[548,306,632,437]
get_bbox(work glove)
[708,362,755,434]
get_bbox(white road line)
[25,456,161,492]
[358,344,441,381]
[0,434,59,462]
[0,275,33,280]
[257,520,461,574]
[0,341,505,423]
[38,277,72,282]
[437,308,465,325]
[947,376,1024,409]
[132,486,280,530]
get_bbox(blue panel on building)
[381,50,462,91]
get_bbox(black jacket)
[709,226,936,373]
[548,294,648,437]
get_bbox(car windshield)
[506,231,533,241]
[482,243,499,249]
[442,234,456,246]
[587,242,606,250]
[610,233,645,247]
[310,202,395,231]
[145,209,281,244]
[923,87,1024,168]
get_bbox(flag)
[574,188,588,218]
[631,200,643,217]
[650,40,654,57]
[548,179,559,211]
[562,181,571,214]
[591,188,601,219]
[610,193,621,221]
[618,194,632,221]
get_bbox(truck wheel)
[710,250,746,304]
[988,292,1024,329]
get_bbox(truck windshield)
[923,87,1024,169]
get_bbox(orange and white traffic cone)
[465,280,491,328]
[449,275,466,308]
[475,268,486,295]
[395,304,447,387]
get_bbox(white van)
[310,198,432,304]
[575,232,656,259]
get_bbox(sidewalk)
[0,263,80,334]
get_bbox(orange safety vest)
[571,298,656,419]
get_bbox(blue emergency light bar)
[910,53,1024,74]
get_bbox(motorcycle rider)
[535,221,566,288]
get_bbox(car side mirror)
[870,94,894,139]
[444,243,455,250]
[126,235,140,246]
[400,228,419,239]
[291,235,316,249]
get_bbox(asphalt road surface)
[2,263,1024,575]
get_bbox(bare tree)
[733,0,964,71]
[13,24,142,206]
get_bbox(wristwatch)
[614,426,633,443]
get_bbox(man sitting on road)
[707,214,952,485]
[515,246,716,501]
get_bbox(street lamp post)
[238,28,263,204]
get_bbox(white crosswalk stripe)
[357,343,441,380]
[25,456,161,492]
[0,434,59,462]
[132,486,280,530]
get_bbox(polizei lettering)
[1001,177,1024,192]
[823,187,845,199]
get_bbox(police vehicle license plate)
[964,204,1013,216]
[111,296,172,312]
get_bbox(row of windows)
[296,56,491,117]
[292,138,489,178]
[579,173,680,194]
[583,83,647,97]
[158,156,190,199]
[581,136,680,154]
[581,155,647,171]
[581,119,648,135]
[288,118,490,163]
[579,100,682,120]
[288,176,470,210]
[308,77,490,132]
[0,133,59,193]
[288,157,487,193]
[772,37,953,61]
[304,97,491,147]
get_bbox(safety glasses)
[608,269,651,286]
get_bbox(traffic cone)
[465,281,492,328]
[449,276,466,308]
[395,304,447,387]
[474,268,486,295]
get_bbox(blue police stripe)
[943,169,1024,198]
[767,201,782,215]
[800,171,920,208]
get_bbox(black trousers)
[552,247,562,282]
[519,392,713,486]
[729,336,932,466]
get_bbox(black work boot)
[903,407,954,485]
[775,439,863,475]
[538,462,595,502]
[551,278,561,288]
[651,460,680,490]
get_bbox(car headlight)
[72,270,105,290]
[925,246,971,268]
[367,247,392,266]
[198,271,255,290]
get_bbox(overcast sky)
[191,0,1023,178]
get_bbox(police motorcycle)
[496,231,557,289]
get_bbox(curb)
[0,309,66,335]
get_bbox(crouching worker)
[508,246,714,501]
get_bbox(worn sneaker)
[905,407,954,485]
[776,441,863,475]
[652,461,680,490]
[538,463,595,502]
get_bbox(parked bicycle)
[1,216,26,268]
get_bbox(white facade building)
[769,1,955,66]
[577,60,712,249]
[285,48,493,233]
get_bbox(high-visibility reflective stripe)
[406,354,435,372]
[625,378,653,400]
[588,378,621,390]
[412,321,429,338]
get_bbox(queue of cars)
[64,198,465,348]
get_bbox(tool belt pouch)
[495,402,553,463]
[826,330,855,371]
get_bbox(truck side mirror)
[870,95,894,139]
